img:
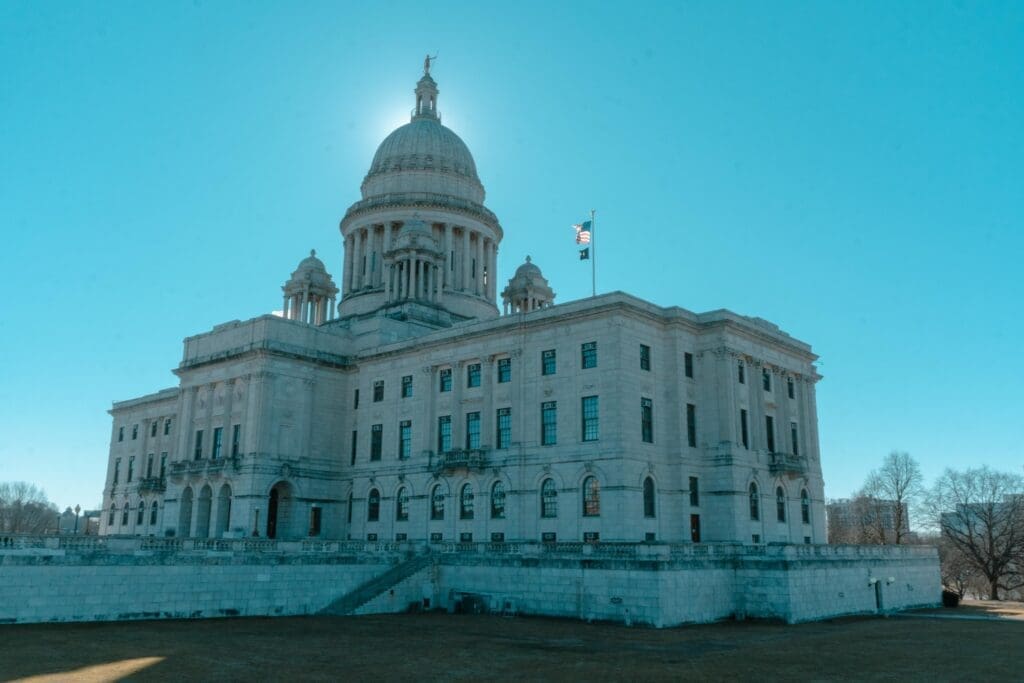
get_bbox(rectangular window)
[231,424,241,456]
[738,361,745,384]
[151,421,158,438]
[438,415,452,452]
[686,403,697,448]
[146,454,154,478]
[460,532,473,543]
[350,430,358,465]
[465,412,481,449]
[439,368,452,392]
[497,358,511,383]
[194,430,204,460]
[690,514,701,543]
[309,507,322,537]
[159,453,167,478]
[164,418,171,436]
[766,415,776,453]
[132,424,138,440]
[113,457,121,483]
[542,349,556,376]
[401,375,413,398]
[541,401,557,445]
[684,352,694,379]
[763,369,772,392]
[791,421,799,456]
[127,456,135,482]
[399,420,412,459]
[583,531,600,543]
[641,398,653,443]
[541,532,557,543]
[490,532,504,543]
[370,424,383,461]
[353,388,360,409]
[689,476,699,507]
[373,380,384,402]
[430,532,443,542]
[640,344,651,371]
[467,363,481,388]
[496,408,511,449]
[581,396,599,442]
[787,377,795,399]
[581,341,597,369]
[211,426,223,459]
[740,409,749,449]
[118,426,124,442]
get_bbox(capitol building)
[98,64,828,547]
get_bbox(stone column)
[384,221,393,254]
[489,241,498,300]
[300,287,309,324]
[384,263,392,302]
[404,258,412,299]
[476,234,484,296]
[443,224,452,289]
[461,228,470,292]
[282,295,289,318]
[328,296,335,321]
[343,234,353,295]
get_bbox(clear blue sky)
[1,2,1021,511]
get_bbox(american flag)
[574,220,592,244]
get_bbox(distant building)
[827,497,909,543]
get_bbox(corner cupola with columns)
[337,60,502,323]
[501,255,556,314]
[281,249,339,324]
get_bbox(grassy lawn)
[2,607,1022,681]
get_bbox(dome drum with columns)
[337,65,502,322]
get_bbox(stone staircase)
[319,554,433,616]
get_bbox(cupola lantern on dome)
[413,55,440,121]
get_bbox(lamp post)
[74,505,81,534]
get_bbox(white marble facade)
[99,65,827,546]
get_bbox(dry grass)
[2,608,1023,682]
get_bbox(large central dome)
[359,72,486,206]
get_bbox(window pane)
[496,408,511,449]
[541,479,558,518]
[541,401,557,445]
[581,341,597,369]
[582,477,600,516]
[581,396,599,442]
[542,349,556,375]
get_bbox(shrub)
[941,590,960,608]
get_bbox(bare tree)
[926,467,1024,600]
[0,482,60,534]
[864,451,923,544]
[934,534,984,599]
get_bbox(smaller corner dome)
[513,255,543,279]
[295,249,327,274]
[286,249,338,294]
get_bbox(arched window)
[109,504,116,526]
[367,488,380,522]
[121,505,129,526]
[540,479,558,518]
[137,502,145,526]
[150,501,158,526]
[801,489,810,525]
[490,481,506,519]
[582,476,600,517]
[776,487,786,522]
[396,487,409,521]
[431,485,445,520]
[460,483,474,519]
[749,483,760,521]
[642,477,656,518]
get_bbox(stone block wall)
[0,538,940,626]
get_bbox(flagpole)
[590,208,596,297]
